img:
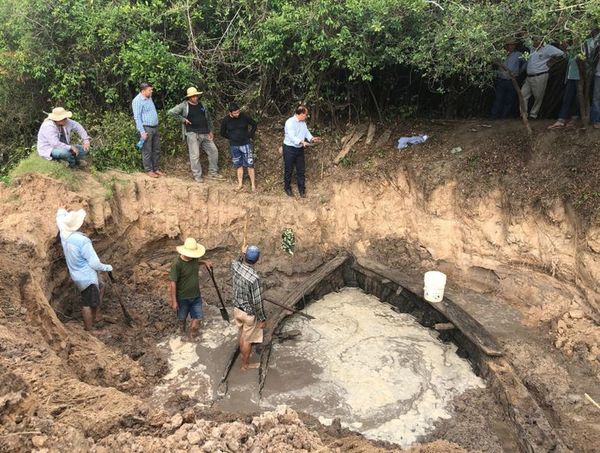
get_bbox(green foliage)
[8,153,82,190]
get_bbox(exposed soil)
[1,118,600,452]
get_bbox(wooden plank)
[351,261,503,357]
[365,123,376,145]
[375,129,391,148]
[340,127,356,148]
[334,124,367,164]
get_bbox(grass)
[8,154,82,190]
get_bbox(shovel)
[107,272,134,327]
[206,267,230,322]
[264,298,315,320]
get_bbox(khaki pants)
[185,132,218,180]
[521,73,549,119]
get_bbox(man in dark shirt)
[168,87,224,183]
[168,237,212,339]
[220,102,258,192]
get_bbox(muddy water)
[261,287,485,448]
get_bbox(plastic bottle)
[136,139,145,150]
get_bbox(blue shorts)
[177,296,203,320]
[230,144,254,168]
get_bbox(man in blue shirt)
[56,208,113,331]
[491,39,524,119]
[132,82,163,178]
[282,105,321,198]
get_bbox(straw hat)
[59,209,86,233]
[45,107,73,121]
[177,238,206,258]
[185,87,203,98]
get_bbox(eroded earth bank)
[1,121,600,452]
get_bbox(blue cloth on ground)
[397,135,428,149]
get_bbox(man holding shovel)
[231,245,266,370]
[168,238,212,339]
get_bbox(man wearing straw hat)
[231,244,266,370]
[37,107,91,167]
[168,87,224,183]
[169,238,212,339]
[56,208,113,331]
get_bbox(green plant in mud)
[8,153,82,190]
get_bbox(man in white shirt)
[282,105,321,198]
[521,38,564,119]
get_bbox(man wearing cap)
[132,82,163,178]
[168,87,223,183]
[169,238,212,339]
[37,107,91,167]
[220,102,258,192]
[56,208,113,331]
[491,39,524,119]
[231,244,265,370]
[283,105,321,198]
[521,37,564,119]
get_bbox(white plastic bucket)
[423,271,447,303]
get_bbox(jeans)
[186,132,218,179]
[50,144,88,167]
[141,125,161,172]
[177,296,203,320]
[521,73,549,118]
[558,79,580,121]
[490,78,517,119]
[283,144,306,193]
[592,75,600,125]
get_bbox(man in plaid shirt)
[231,245,266,370]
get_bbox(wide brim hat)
[185,87,203,98]
[59,209,86,233]
[177,237,206,258]
[45,107,73,121]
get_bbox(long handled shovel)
[264,298,315,320]
[107,272,134,327]
[206,267,230,322]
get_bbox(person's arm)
[220,117,228,139]
[199,259,212,270]
[247,114,258,139]
[167,102,187,123]
[250,279,266,323]
[304,123,314,143]
[68,119,91,151]
[168,281,178,312]
[80,241,112,272]
[131,96,145,135]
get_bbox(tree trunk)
[576,59,590,126]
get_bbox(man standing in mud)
[169,238,212,339]
[231,245,266,370]
[56,208,113,331]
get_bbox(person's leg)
[592,76,600,126]
[248,167,256,192]
[520,77,533,117]
[81,284,100,330]
[177,299,191,335]
[50,148,77,167]
[92,282,105,323]
[529,73,549,119]
[202,136,220,175]
[283,145,295,194]
[82,307,94,331]
[239,337,255,370]
[186,132,203,181]
[296,148,306,196]
[187,297,203,339]
[490,78,504,119]
[501,79,517,119]
[141,127,155,174]
[241,144,255,191]
[151,129,161,173]
[236,167,244,189]
[230,145,243,188]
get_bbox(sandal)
[547,121,565,130]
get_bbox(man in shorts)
[56,208,113,331]
[231,245,265,370]
[220,102,258,192]
[169,238,212,339]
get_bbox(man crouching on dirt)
[56,208,113,331]
[231,245,266,370]
[169,238,212,339]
